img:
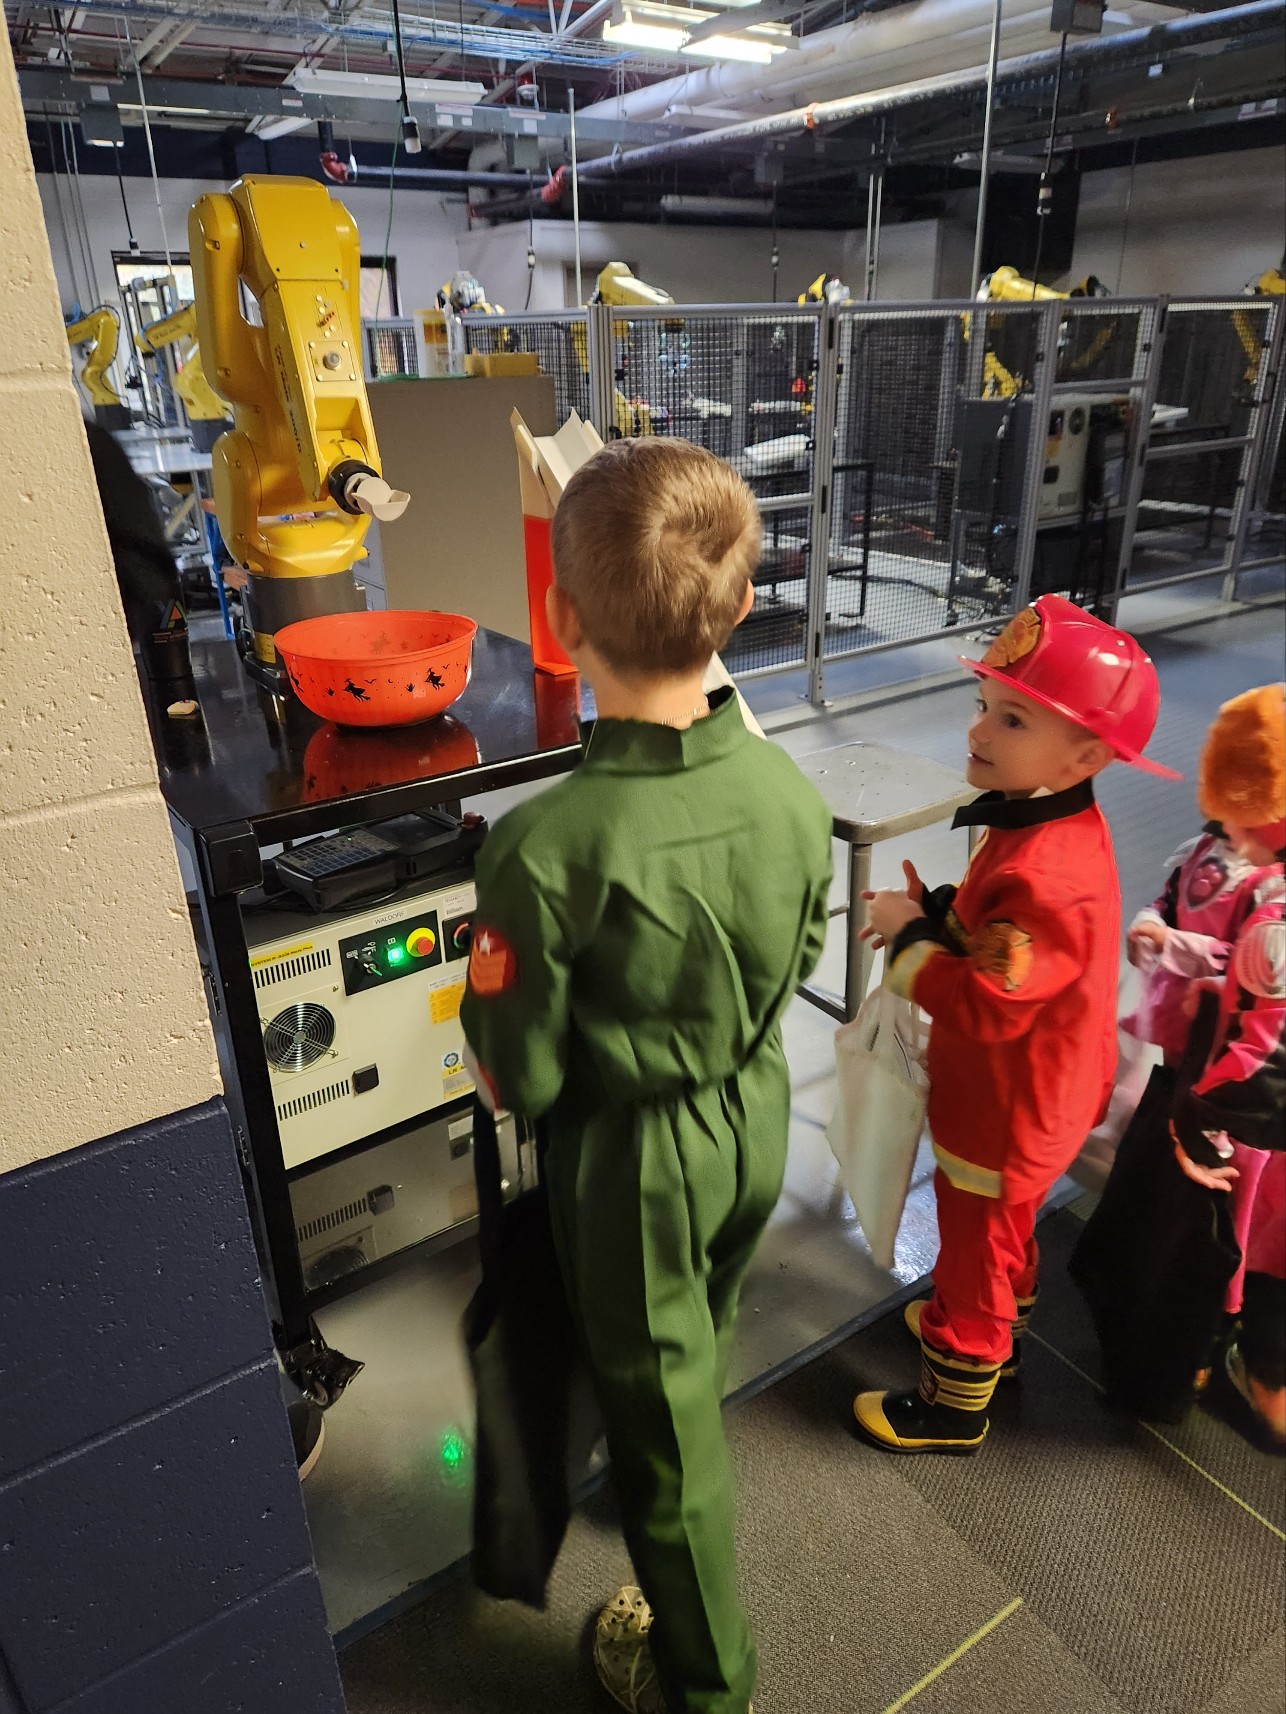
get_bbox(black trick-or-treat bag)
[463,1099,602,1608]
[1070,997,1239,1424]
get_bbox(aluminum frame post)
[1009,299,1061,614]
[1107,295,1169,623]
[586,300,616,441]
[1224,296,1284,601]
[806,301,841,707]
[971,0,1004,293]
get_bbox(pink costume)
[1172,869,1286,1313]
[1125,831,1272,1063]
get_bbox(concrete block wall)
[0,30,347,1713]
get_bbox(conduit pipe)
[575,0,1285,175]
[575,0,1182,127]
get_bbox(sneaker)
[594,1588,665,1714]
[289,1399,326,1481]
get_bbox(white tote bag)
[826,985,929,1270]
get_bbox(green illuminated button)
[406,927,437,959]
[386,945,407,966]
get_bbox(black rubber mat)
[341,1211,1284,1714]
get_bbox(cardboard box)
[511,410,603,677]
[509,407,764,734]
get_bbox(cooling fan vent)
[263,1002,336,1074]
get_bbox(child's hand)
[1182,975,1223,1020]
[859,888,927,949]
[901,860,925,905]
[1127,919,1168,967]
[1172,1131,1239,1192]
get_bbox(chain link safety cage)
[1128,300,1278,591]
[460,311,592,423]
[1044,297,1160,615]
[605,305,822,678]
[823,302,1050,658]
[1243,322,1286,573]
[362,319,421,381]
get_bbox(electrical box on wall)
[1050,0,1105,34]
[246,875,477,1171]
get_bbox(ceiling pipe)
[576,0,1285,174]
[574,0,1110,126]
[144,22,198,67]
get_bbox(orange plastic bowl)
[275,610,478,728]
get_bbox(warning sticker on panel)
[442,1049,475,1099]
[430,980,466,1025]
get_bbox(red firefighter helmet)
[963,595,1182,779]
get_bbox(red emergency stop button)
[406,927,437,959]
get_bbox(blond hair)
[551,437,761,676]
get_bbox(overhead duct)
[575,0,1286,175]
[575,0,1186,127]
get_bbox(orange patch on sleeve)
[467,925,518,997]
[970,920,1034,992]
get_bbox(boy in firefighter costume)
[1172,684,1286,1446]
[855,595,1179,1454]
[461,437,833,1714]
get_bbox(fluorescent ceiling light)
[251,114,314,140]
[604,17,686,47]
[682,32,776,59]
[288,67,486,103]
[605,2,786,58]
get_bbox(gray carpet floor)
[339,1212,1286,1714]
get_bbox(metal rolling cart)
[153,629,585,1404]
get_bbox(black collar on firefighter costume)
[952,778,1096,833]
[578,685,746,774]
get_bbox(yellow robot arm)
[136,302,231,424]
[592,262,675,309]
[66,307,124,409]
[189,175,408,586]
[797,274,852,306]
[979,264,1108,303]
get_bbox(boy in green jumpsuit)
[461,437,833,1714]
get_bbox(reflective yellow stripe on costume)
[887,937,940,1000]
[932,1141,1003,1199]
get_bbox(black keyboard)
[278,829,397,880]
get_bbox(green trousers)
[545,1039,790,1714]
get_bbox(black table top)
[154,629,587,844]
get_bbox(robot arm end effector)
[329,461,410,523]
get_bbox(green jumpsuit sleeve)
[798,850,833,987]
[460,824,573,1119]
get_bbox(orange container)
[301,713,481,799]
[275,610,477,728]
[522,516,576,677]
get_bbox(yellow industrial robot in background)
[1234,262,1285,385]
[974,264,1111,397]
[135,302,232,432]
[189,175,409,673]
[585,262,680,435]
[66,306,127,414]
[797,273,852,306]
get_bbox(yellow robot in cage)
[189,175,409,667]
[66,306,126,410]
[135,302,231,425]
[973,265,1112,397]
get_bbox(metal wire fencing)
[1126,299,1280,593]
[460,310,592,424]
[450,292,1280,700]
[604,304,822,677]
